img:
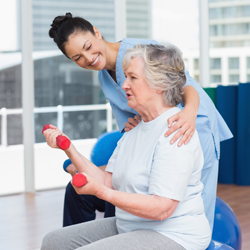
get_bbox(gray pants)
[41,217,185,250]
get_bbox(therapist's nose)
[83,52,92,64]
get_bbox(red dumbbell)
[42,124,71,150]
[72,173,87,188]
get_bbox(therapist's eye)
[75,56,81,62]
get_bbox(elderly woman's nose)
[122,79,129,90]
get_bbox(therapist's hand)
[165,107,196,146]
[124,115,141,132]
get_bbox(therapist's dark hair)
[49,12,95,57]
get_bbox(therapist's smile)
[90,54,100,67]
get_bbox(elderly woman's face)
[122,57,157,112]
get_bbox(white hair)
[122,44,186,106]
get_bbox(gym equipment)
[90,130,123,166]
[212,197,242,250]
[72,173,87,187]
[207,240,234,250]
[63,159,72,173]
[42,124,71,150]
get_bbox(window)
[194,75,199,82]
[209,8,218,19]
[228,57,239,69]
[210,58,221,69]
[194,59,199,70]
[210,25,218,36]
[211,75,221,83]
[242,5,250,17]
[223,6,237,19]
[247,57,250,69]
[0,0,24,195]
[229,74,239,83]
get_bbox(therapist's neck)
[104,41,121,71]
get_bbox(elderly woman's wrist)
[64,143,76,158]
[96,185,111,201]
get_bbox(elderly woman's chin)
[127,100,140,113]
[127,98,135,108]
[127,100,134,109]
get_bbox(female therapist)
[48,13,232,230]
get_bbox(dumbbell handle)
[42,124,71,150]
[72,173,87,188]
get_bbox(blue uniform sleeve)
[110,102,137,133]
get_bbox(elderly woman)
[41,44,211,250]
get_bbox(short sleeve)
[149,138,201,201]
[105,134,126,173]
[110,102,136,133]
[183,70,196,88]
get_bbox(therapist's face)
[123,57,157,112]
[64,28,107,71]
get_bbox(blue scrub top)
[98,38,233,160]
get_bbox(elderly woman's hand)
[165,107,197,147]
[72,173,106,198]
[42,124,69,149]
[124,115,141,132]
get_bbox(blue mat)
[216,85,237,184]
[236,83,250,185]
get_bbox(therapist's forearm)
[183,85,199,115]
[98,188,178,221]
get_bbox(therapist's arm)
[165,85,199,146]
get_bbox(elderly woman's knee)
[41,230,59,250]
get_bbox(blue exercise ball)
[212,197,242,250]
[207,240,234,250]
[91,130,123,167]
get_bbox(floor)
[0,184,249,250]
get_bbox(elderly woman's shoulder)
[158,127,201,151]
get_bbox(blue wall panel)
[216,86,237,184]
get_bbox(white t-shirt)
[105,107,211,250]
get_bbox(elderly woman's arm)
[102,188,179,221]
[65,144,113,189]
[165,85,199,146]
[43,125,113,188]
[73,173,179,221]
